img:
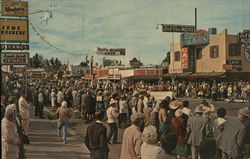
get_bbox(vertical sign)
[181,47,189,69]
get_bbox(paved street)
[24,99,249,159]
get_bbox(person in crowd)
[168,100,182,131]
[131,91,139,114]
[96,91,104,111]
[181,100,191,117]
[55,101,71,144]
[84,110,109,159]
[217,107,249,159]
[158,100,169,138]
[120,112,145,159]
[1,95,6,120]
[2,106,20,159]
[186,105,210,159]
[171,109,189,159]
[38,89,45,118]
[144,100,153,126]
[200,100,215,118]
[57,88,64,107]
[107,99,119,144]
[137,95,145,113]
[213,107,227,159]
[156,134,178,159]
[148,100,160,132]
[51,89,57,110]
[103,91,111,110]
[141,125,164,159]
[119,94,128,128]
[33,88,39,117]
[241,107,250,159]
[18,90,31,136]
[211,83,218,101]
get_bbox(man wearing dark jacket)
[84,110,109,159]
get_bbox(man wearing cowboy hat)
[186,105,210,159]
[106,99,119,144]
[217,107,249,159]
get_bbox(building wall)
[169,42,182,73]
[196,30,227,73]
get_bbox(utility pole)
[193,8,197,73]
[90,56,93,75]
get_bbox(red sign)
[223,64,233,70]
[134,69,162,76]
[181,47,189,69]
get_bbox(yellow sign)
[0,19,29,42]
[1,1,28,17]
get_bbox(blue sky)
[28,0,250,65]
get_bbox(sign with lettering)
[1,52,29,65]
[1,1,28,17]
[226,60,242,70]
[238,30,250,45]
[244,44,250,63]
[0,19,29,42]
[181,47,189,69]
[223,64,233,70]
[180,30,209,47]
[97,47,126,56]
[161,24,195,33]
[1,44,29,50]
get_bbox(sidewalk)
[24,106,90,159]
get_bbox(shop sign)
[180,30,209,47]
[244,44,250,63]
[0,19,29,42]
[97,47,125,56]
[238,30,250,45]
[1,1,28,17]
[1,52,29,65]
[223,64,233,70]
[226,60,242,70]
[161,24,195,33]
[1,44,29,50]
[181,47,189,69]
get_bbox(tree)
[33,53,43,68]
[55,58,62,69]
[50,57,55,67]
[129,57,142,68]
[80,62,88,67]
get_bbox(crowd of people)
[1,76,250,159]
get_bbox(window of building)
[196,48,202,59]
[229,44,240,56]
[210,45,219,58]
[174,51,180,61]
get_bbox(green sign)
[181,30,209,48]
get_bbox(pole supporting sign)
[97,47,126,56]
[1,44,29,50]
[1,52,29,65]
[1,1,29,17]
[0,18,29,43]
[161,24,195,33]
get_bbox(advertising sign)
[1,44,29,50]
[245,44,250,63]
[1,52,29,65]
[1,1,28,17]
[181,47,189,69]
[238,30,250,45]
[150,91,173,100]
[162,24,195,33]
[0,19,29,42]
[97,47,125,56]
[226,60,242,70]
[223,64,233,70]
[180,30,209,47]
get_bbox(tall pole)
[193,8,197,73]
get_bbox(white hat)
[195,105,204,113]
[62,101,67,107]
[239,107,250,117]
[109,99,118,106]
[130,112,145,122]
[5,104,17,112]
[169,100,182,110]
[175,109,183,118]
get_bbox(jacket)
[18,96,30,119]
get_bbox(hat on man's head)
[239,107,250,117]
[62,101,67,107]
[195,105,204,113]
[109,99,118,106]
[169,100,182,110]
[175,109,183,118]
[130,112,145,123]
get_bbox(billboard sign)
[226,60,242,70]
[0,19,29,42]
[244,44,250,63]
[1,1,29,17]
[1,52,29,65]
[1,44,29,50]
[223,64,233,70]
[162,24,195,33]
[181,47,189,69]
[238,30,250,45]
[181,30,209,47]
[97,47,126,56]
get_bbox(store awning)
[190,72,225,78]
[163,72,192,78]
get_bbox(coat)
[18,96,30,119]
[120,125,142,159]
[217,118,246,158]
[186,114,210,146]
[1,118,19,159]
